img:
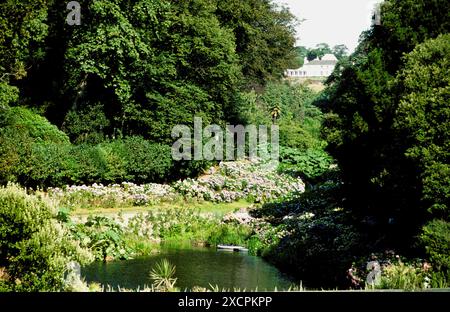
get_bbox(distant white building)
[285,54,338,78]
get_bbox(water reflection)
[82,246,295,291]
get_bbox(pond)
[82,246,296,291]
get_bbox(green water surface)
[82,246,296,291]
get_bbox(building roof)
[306,59,338,66]
[321,54,338,61]
[285,54,338,72]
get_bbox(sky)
[274,0,383,53]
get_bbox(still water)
[82,246,296,291]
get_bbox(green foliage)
[0,125,33,184]
[0,82,18,108]
[64,0,242,142]
[0,106,69,144]
[0,0,50,84]
[268,213,360,289]
[27,143,75,187]
[63,103,110,144]
[149,259,177,291]
[261,82,318,123]
[0,107,70,185]
[374,0,450,72]
[70,144,109,184]
[1,0,296,144]
[0,0,299,188]
[68,215,131,262]
[394,34,450,218]
[0,184,92,291]
[234,81,325,152]
[207,223,252,247]
[1,132,174,187]
[289,46,308,68]
[116,137,173,183]
[307,43,332,61]
[279,120,324,151]
[123,234,158,257]
[321,0,450,248]
[127,208,252,249]
[279,147,334,180]
[251,177,362,288]
[215,0,297,85]
[419,220,450,271]
[49,137,173,185]
[377,261,427,290]
[173,160,214,181]
[232,90,271,126]
[331,44,349,61]
[376,260,450,290]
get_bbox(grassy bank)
[71,199,250,218]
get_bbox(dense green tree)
[3,0,297,143]
[289,46,308,68]
[215,0,297,86]
[0,0,299,187]
[321,0,450,248]
[332,44,349,61]
[394,34,450,219]
[0,0,51,108]
[306,49,318,62]
[61,0,240,142]
[306,43,332,61]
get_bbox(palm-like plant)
[149,259,177,291]
[270,105,281,124]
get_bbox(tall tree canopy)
[321,0,450,247]
[0,0,297,143]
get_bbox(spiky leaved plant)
[149,259,177,291]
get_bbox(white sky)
[274,0,383,53]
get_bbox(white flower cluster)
[47,159,305,207]
[48,182,177,208]
[173,159,305,203]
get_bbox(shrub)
[62,103,110,144]
[0,184,92,291]
[207,223,252,247]
[0,82,18,108]
[68,215,131,262]
[0,107,69,144]
[258,179,360,289]
[267,214,361,289]
[279,121,320,151]
[0,107,70,185]
[0,127,33,184]
[376,260,450,290]
[279,147,334,180]
[172,159,214,181]
[99,140,128,183]
[419,220,450,270]
[26,143,75,187]
[69,144,108,184]
[377,262,425,290]
[2,137,175,188]
[120,136,173,183]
